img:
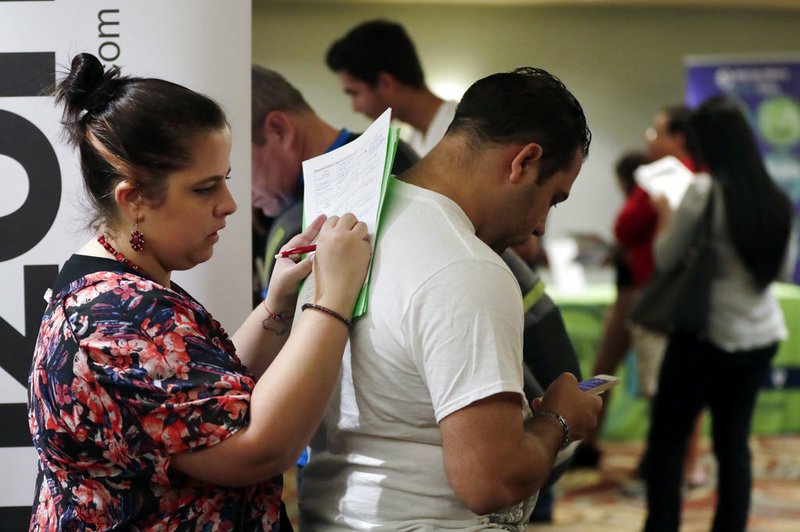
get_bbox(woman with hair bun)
[28,53,371,530]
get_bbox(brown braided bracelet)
[301,303,352,328]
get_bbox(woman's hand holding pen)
[266,214,328,314]
[268,212,370,320]
[312,213,371,317]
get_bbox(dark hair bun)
[58,53,119,117]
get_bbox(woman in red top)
[573,106,708,487]
[614,158,659,288]
[571,151,652,467]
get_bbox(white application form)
[298,108,398,317]
[303,108,393,235]
[634,155,695,209]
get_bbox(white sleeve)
[403,258,525,422]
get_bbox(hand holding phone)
[578,374,620,395]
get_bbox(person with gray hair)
[251,65,419,293]
[252,66,314,146]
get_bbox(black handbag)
[628,186,716,335]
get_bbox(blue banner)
[686,56,800,281]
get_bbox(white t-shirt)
[299,178,535,530]
[408,100,458,157]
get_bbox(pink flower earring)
[130,221,144,251]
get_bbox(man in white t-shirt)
[299,67,603,530]
[325,19,458,157]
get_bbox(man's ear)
[113,180,143,222]
[509,143,543,184]
[375,71,398,95]
[265,111,294,144]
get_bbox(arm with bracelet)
[172,213,370,486]
[232,217,326,378]
[440,372,603,515]
[301,303,352,327]
[531,375,619,452]
[527,373,611,450]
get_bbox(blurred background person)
[642,104,708,488]
[571,150,653,468]
[645,104,703,173]
[644,95,794,532]
[326,19,458,158]
[575,105,709,489]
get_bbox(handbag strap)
[701,179,716,237]
[680,179,716,262]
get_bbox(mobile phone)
[578,374,620,395]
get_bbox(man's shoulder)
[378,192,512,284]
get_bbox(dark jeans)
[644,333,776,532]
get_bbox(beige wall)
[253,1,800,239]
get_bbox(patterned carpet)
[283,436,800,530]
[529,436,800,531]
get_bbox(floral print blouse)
[28,255,286,530]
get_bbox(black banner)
[0,52,54,97]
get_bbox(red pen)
[275,244,316,259]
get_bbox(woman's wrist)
[312,294,356,320]
[263,290,297,314]
[260,299,294,335]
[301,303,352,328]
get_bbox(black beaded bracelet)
[301,303,352,328]
[532,410,570,450]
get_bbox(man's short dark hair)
[447,67,591,180]
[615,150,650,194]
[325,19,425,88]
[661,104,703,165]
[252,65,312,144]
